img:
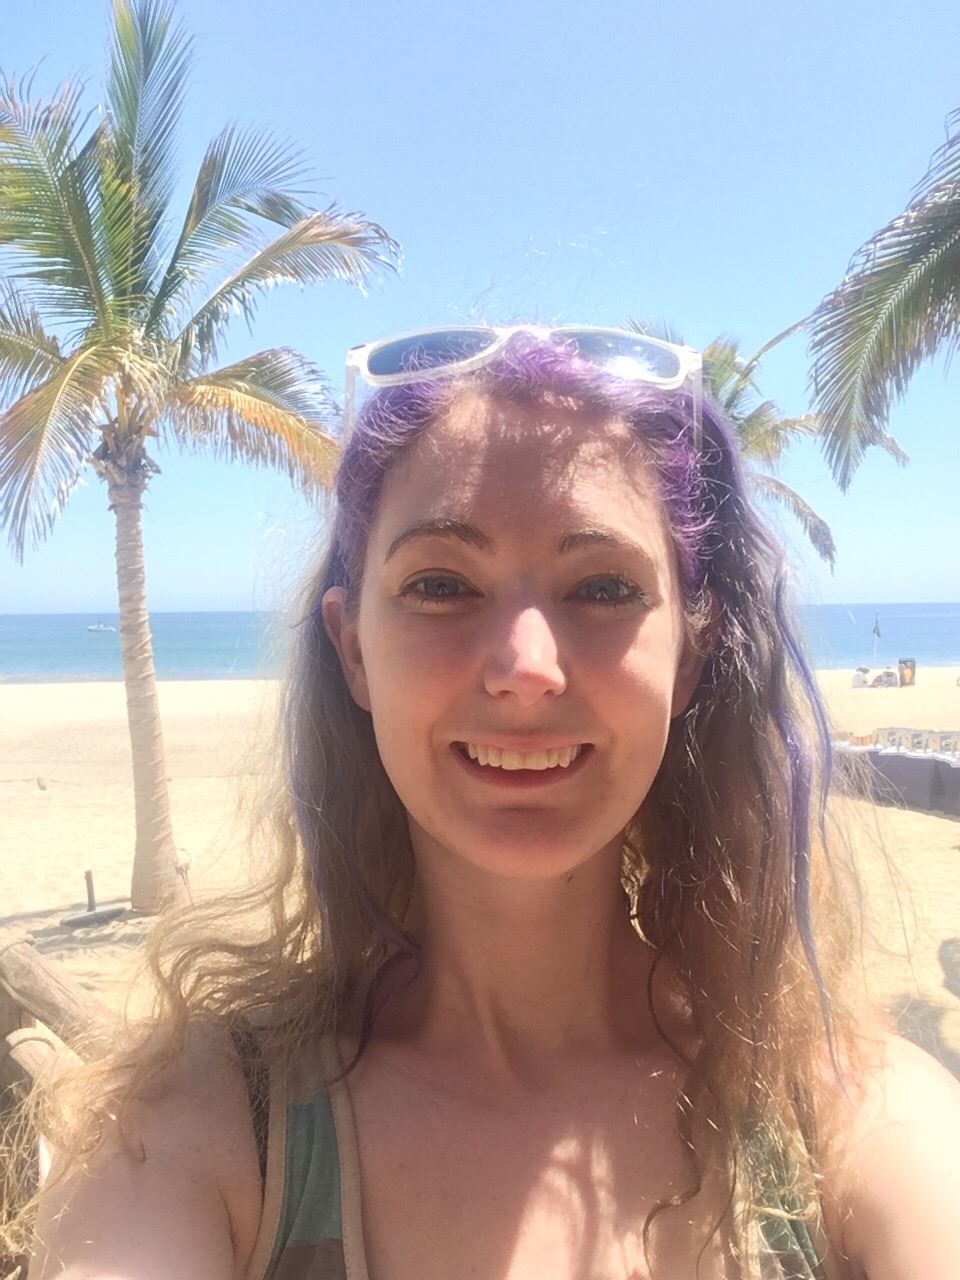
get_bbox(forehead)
[370,391,670,549]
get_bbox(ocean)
[1,603,959,683]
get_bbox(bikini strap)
[229,1018,269,1186]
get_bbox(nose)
[483,605,567,705]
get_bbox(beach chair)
[871,668,899,688]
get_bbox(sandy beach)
[2,670,959,1064]
[816,665,960,738]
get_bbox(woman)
[17,326,960,1279]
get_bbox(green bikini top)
[232,1026,829,1280]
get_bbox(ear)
[321,586,371,712]
[671,589,721,719]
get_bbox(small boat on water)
[86,623,117,633]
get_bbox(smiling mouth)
[455,742,589,771]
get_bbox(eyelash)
[400,573,649,610]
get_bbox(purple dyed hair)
[7,331,858,1275]
[289,332,837,1067]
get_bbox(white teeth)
[462,743,584,770]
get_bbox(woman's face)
[323,391,704,882]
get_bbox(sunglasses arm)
[342,361,359,441]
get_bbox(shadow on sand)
[2,903,150,957]
[888,938,960,1081]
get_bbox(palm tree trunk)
[107,476,185,913]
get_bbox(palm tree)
[0,0,398,912]
[806,108,960,490]
[628,319,841,565]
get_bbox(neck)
[371,832,664,1088]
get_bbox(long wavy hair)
[3,331,867,1275]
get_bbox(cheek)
[588,613,683,705]
[366,616,468,706]
[365,609,474,696]
[358,616,460,766]
[584,625,683,787]
[620,645,680,707]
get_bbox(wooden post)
[0,987,21,1040]
[0,934,108,1280]
[0,929,115,1050]
[1,1025,81,1093]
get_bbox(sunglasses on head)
[342,324,703,441]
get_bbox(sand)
[1,671,958,1064]
[1,680,281,1013]
[816,664,960,738]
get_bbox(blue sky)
[2,0,959,613]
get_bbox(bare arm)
[833,1034,960,1280]
[30,1025,263,1280]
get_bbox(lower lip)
[450,744,593,788]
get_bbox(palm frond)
[148,124,313,331]
[702,336,751,412]
[738,411,820,466]
[624,315,686,346]
[105,0,192,299]
[910,106,960,198]
[173,206,399,372]
[748,473,836,567]
[733,319,807,398]
[808,118,960,489]
[166,346,340,493]
[112,343,171,423]
[0,72,108,327]
[0,343,111,556]
[872,429,910,468]
[0,281,63,405]
[93,123,146,320]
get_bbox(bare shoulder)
[139,1019,266,1241]
[824,1032,960,1280]
[31,1019,264,1280]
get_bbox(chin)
[410,814,621,883]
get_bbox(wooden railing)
[0,928,117,1280]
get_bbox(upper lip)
[453,737,591,751]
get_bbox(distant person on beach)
[10,325,960,1278]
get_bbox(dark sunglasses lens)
[366,329,498,378]
[560,331,683,382]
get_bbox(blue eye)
[574,575,646,607]
[401,573,647,609]
[403,575,471,603]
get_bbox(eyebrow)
[384,518,659,573]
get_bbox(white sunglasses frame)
[342,324,703,442]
